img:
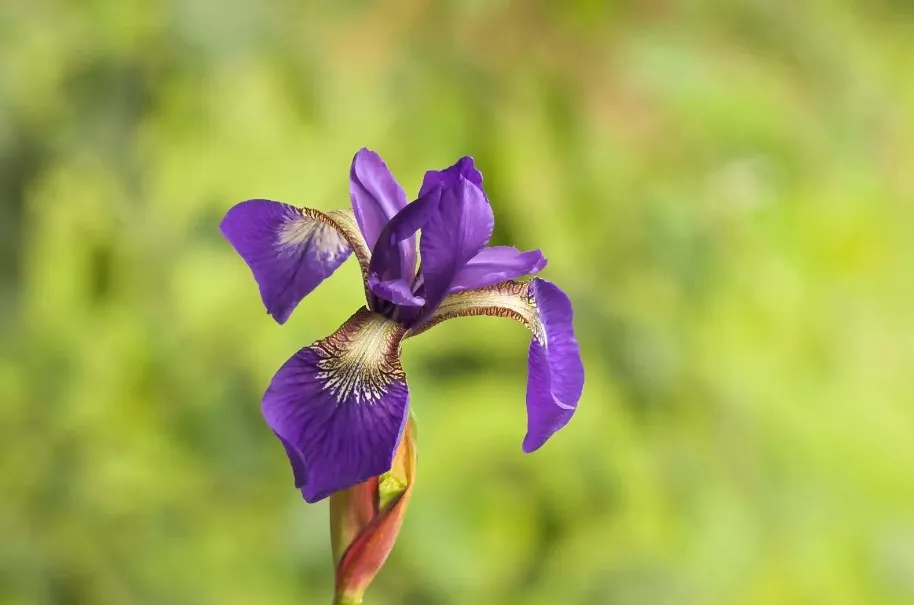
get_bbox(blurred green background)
[2,1,913,604]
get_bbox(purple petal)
[448,246,547,294]
[274,432,308,488]
[522,278,584,452]
[262,308,410,502]
[405,278,583,451]
[418,176,494,316]
[368,275,426,307]
[418,156,483,198]
[349,149,414,272]
[368,186,442,285]
[220,200,352,324]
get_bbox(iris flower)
[220,149,584,503]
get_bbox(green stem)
[333,594,363,605]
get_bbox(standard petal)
[407,278,583,451]
[418,176,494,317]
[418,156,483,198]
[448,246,547,293]
[367,186,442,287]
[349,149,415,272]
[220,199,363,323]
[262,308,410,503]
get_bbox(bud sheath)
[329,418,417,604]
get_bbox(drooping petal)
[407,278,584,452]
[262,308,410,503]
[274,431,309,488]
[349,149,416,275]
[417,176,494,317]
[220,200,372,323]
[418,156,483,198]
[522,279,584,452]
[448,246,548,294]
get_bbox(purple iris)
[221,149,585,503]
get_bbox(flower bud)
[329,417,416,604]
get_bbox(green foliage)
[1,2,913,604]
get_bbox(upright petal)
[349,149,416,275]
[418,156,483,198]
[407,278,584,452]
[263,308,410,502]
[367,186,442,292]
[220,200,369,323]
[418,176,494,317]
[448,246,547,294]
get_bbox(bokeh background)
[2,1,913,604]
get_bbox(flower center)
[313,308,406,404]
